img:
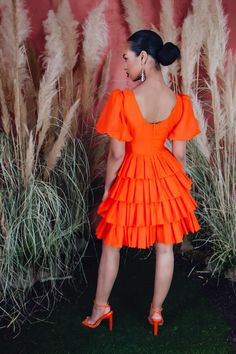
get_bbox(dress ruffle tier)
[95,89,202,249]
[96,151,201,248]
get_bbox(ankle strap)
[93,299,110,308]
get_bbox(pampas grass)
[159,0,180,91]
[36,58,63,156]
[56,0,80,137]
[57,0,80,71]
[122,0,236,280]
[1,0,233,333]
[181,9,206,94]
[179,0,236,279]
[42,9,65,73]
[121,0,145,33]
[45,98,80,173]
[81,0,108,117]
[0,0,91,333]
[159,0,235,280]
[0,0,30,88]
[24,131,35,185]
[203,0,229,81]
[36,9,66,156]
[0,78,11,135]
[190,92,210,160]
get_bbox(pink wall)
[26,0,236,91]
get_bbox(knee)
[154,242,173,255]
[102,241,121,255]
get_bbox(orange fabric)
[95,89,133,142]
[95,88,201,249]
[168,95,201,140]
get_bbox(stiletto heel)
[82,299,113,331]
[109,313,113,331]
[148,304,164,336]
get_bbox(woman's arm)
[102,138,126,200]
[171,140,187,171]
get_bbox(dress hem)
[95,224,201,249]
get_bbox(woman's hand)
[102,189,109,201]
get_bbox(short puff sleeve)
[95,89,133,142]
[168,95,201,140]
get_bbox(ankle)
[151,302,163,310]
[93,299,110,311]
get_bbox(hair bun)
[156,42,180,66]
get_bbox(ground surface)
[0,243,234,354]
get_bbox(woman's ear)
[140,50,148,63]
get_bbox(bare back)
[132,85,177,124]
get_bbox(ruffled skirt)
[95,150,201,248]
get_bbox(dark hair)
[127,29,180,67]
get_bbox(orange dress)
[95,88,201,249]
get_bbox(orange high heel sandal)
[148,304,164,336]
[81,299,113,331]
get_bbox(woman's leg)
[150,242,174,320]
[86,240,121,324]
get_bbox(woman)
[82,29,201,336]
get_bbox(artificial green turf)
[0,246,232,354]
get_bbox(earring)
[141,62,146,82]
